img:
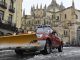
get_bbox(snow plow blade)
[0,34,37,48]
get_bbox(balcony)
[9,6,15,13]
[0,20,18,32]
[0,1,7,9]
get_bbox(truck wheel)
[44,40,52,54]
[15,49,23,55]
[58,45,63,52]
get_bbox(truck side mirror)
[52,31,56,35]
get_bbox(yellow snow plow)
[0,33,46,55]
[0,33,39,51]
[0,33,37,45]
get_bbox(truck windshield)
[36,27,53,34]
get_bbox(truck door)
[51,32,60,47]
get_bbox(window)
[52,15,53,19]
[79,36,80,40]
[56,16,59,20]
[8,14,13,24]
[0,0,7,9]
[37,27,53,34]
[47,21,49,24]
[0,0,5,2]
[0,10,4,22]
[75,14,78,19]
[28,21,30,24]
[46,21,47,24]
[35,21,37,24]
[52,15,55,19]
[65,14,67,19]
[10,0,14,8]
[48,22,50,25]
[37,20,39,24]
[64,30,68,37]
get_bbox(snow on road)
[27,47,80,60]
[0,47,80,60]
[0,50,15,57]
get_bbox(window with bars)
[0,10,4,22]
[8,14,13,24]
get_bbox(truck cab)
[36,25,63,54]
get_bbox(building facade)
[0,0,22,35]
[22,0,80,45]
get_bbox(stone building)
[22,0,80,45]
[21,4,47,31]
[21,0,64,31]
[0,0,22,35]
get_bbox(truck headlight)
[36,34,43,38]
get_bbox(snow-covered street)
[0,47,80,60]
[28,47,80,60]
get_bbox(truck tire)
[44,40,52,54]
[15,49,23,55]
[58,45,63,52]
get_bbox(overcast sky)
[22,0,80,15]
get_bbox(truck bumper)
[15,44,41,53]
[15,40,46,53]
